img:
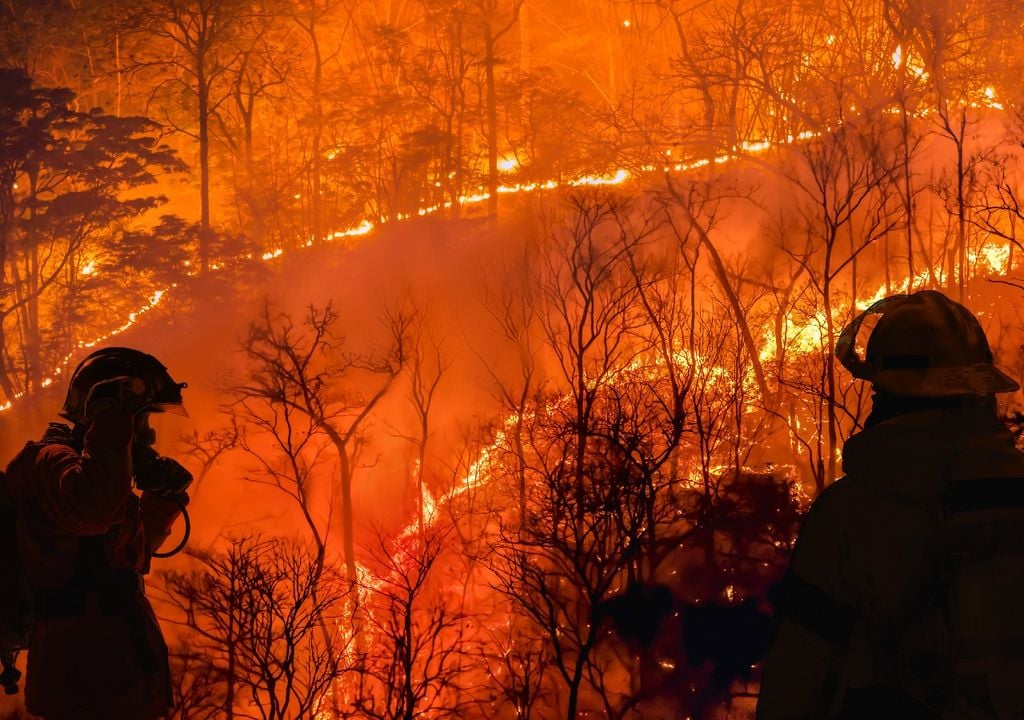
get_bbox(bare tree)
[352,527,471,720]
[167,642,229,720]
[402,321,451,537]
[478,616,553,719]
[884,0,1005,299]
[161,535,352,720]
[778,111,902,488]
[233,301,407,583]
[486,193,685,718]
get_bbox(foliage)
[0,67,186,400]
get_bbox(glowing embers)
[458,191,491,205]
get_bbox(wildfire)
[3,78,1012,421]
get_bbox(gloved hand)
[84,376,152,420]
[133,455,194,496]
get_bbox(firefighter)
[756,290,1024,719]
[5,347,193,720]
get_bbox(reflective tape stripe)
[776,570,858,647]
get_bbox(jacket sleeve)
[756,483,859,720]
[31,409,134,535]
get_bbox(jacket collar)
[841,406,1024,499]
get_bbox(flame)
[982,86,1004,110]
[970,241,1011,274]
[569,169,629,187]
[329,220,374,241]
[760,239,1012,365]
[459,191,491,205]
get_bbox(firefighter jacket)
[5,410,182,720]
[756,404,1024,719]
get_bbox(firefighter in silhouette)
[4,347,192,720]
[757,290,1024,719]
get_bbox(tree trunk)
[486,32,499,217]
[665,178,771,405]
[956,132,966,301]
[309,16,324,243]
[0,322,17,403]
[337,444,357,584]
[823,269,837,491]
[519,0,530,72]
[901,96,914,289]
[198,66,212,274]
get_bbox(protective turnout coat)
[4,410,181,720]
[756,405,1024,719]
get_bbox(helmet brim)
[871,363,1021,397]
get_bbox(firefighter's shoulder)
[800,475,861,535]
[788,477,866,587]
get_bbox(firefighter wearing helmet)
[2,347,193,720]
[757,290,1024,719]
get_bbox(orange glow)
[9,7,1024,717]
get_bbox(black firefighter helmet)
[837,290,1019,397]
[59,347,187,424]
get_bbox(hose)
[152,495,191,558]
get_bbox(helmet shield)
[838,291,1020,397]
